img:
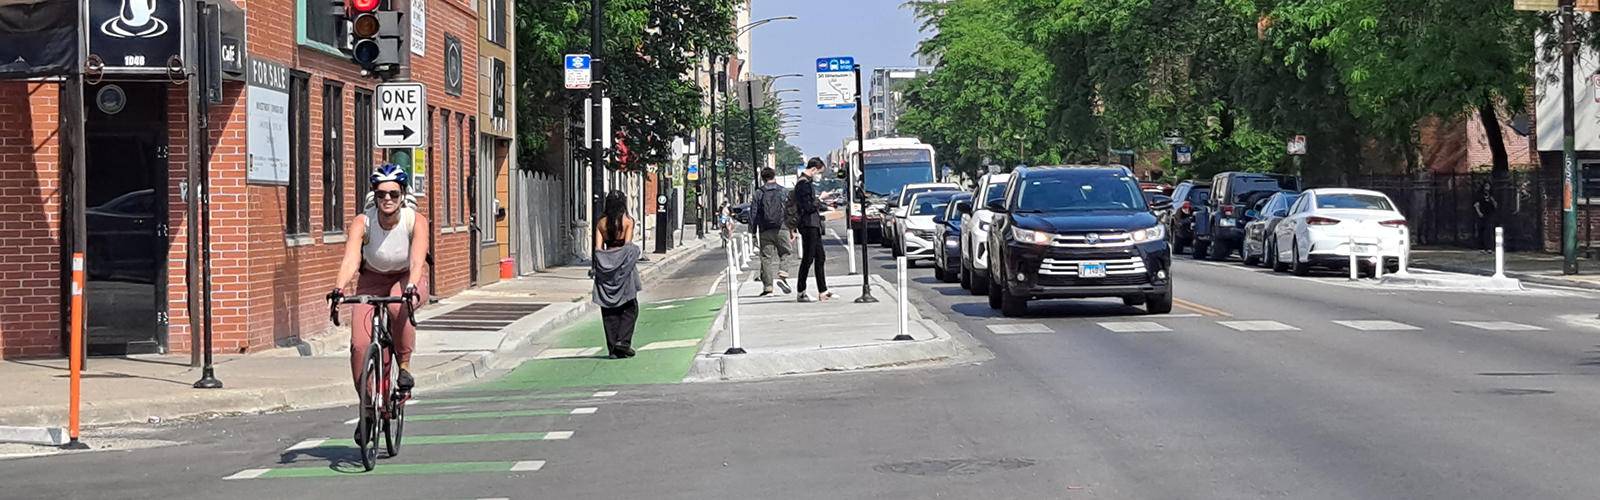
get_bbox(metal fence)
[1342,171,1556,252]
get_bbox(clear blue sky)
[750,0,927,161]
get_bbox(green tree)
[515,0,739,174]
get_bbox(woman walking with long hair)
[593,190,642,358]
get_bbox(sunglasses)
[375,190,404,200]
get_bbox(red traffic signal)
[350,0,380,13]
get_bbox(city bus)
[838,138,939,242]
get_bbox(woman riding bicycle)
[330,164,431,394]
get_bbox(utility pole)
[1563,0,1579,275]
[746,79,761,193]
[709,56,720,233]
[852,62,876,303]
[590,0,605,263]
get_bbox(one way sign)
[376,83,427,148]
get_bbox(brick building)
[0,0,505,359]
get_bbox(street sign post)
[375,83,426,149]
[816,57,857,109]
[566,54,592,90]
[1288,135,1307,155]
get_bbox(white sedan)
[900,191,959,262]
[1271,188,1407,276]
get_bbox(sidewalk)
[686,271,968,382]
[0,234,716,435]
[1408,246,1600,290]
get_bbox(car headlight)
[1129,225,1166,243]
[979,221,991,232]
[1011,227,1052,245]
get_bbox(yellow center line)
[1173,298,1232,317]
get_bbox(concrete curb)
[1377,272,1523,291]
[0,353,492,429]
[1408,263,1588,290]
[0,426,66,446]
[684,271,968,382]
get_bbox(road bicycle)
[328,292,417,471]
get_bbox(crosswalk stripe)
[543,431,574,440]
[639,339,700,351]
[535,347,606,359]
[571,407,598,415]
[223,469,270,480]
[286,439,326,451]
[510,461,547,472]
[1334,320,1422,331]
[592,391,618,397]
[1218,320,1299,331]
[987,323,1054,334]
[1452,321,1546,331]
[1097,322,1171,333]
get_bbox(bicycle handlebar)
[328,294,418,328]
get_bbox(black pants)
[797,226,828,294]
[1477,217,1495,250]
[602,300,639,351]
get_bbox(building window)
[288,71,312,237]
[323,81,345,234]
[354,88,374,202]
[441,109,453,227]
[486,0,507,47]
[302,0,341,48]
[458,113,468,227]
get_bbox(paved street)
[12,220,1600,499]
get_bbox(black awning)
[0,0,77,79]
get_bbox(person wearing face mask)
[793,158,834,302]
[329,164,432,396]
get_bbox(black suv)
[986,165,1174,317]
[1193,172,1300,261]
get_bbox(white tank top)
[362,208,414,273]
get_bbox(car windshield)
[911,193,955,215]
[1015,171,1144,212]
[1316,193,1394,211]
[945,196,970,219]
[985,183,1007,205]
[1189,188,1211,203]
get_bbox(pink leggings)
[350,270,428,385]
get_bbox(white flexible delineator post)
[846,229,857,274]
[1395,225,1410,276]
[895,255,911,341]
[1493,226,1506,279]
[724,244,744,355]
[1350,236,1359,281]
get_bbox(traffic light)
[347,0,401,72]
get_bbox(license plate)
[1351,244,1374,255]
[1080,263,1107,278]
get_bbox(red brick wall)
[0,0,481,359]
[0,83,62,358]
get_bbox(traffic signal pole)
[590,0,605,265]
[1562,0,1580,275]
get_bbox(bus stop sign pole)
[852,63,876,303]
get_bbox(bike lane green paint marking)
[466,295,725,391]
[225,461,544,479]
[406,407,595,421]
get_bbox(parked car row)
[1164,171,1409,276]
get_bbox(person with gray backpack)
[751,167,793,297]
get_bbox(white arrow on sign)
[376,83,427,148]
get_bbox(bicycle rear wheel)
[358,344,382,471]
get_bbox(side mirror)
[1245,209,1260,219]
[986,200,1008,213]
[956,201,973,215]
[932,215,946,224]
[1273,210,1289,218]
[1150,195,1173,211]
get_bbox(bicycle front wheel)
[359,343,382,471]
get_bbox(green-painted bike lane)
[467,295,725,391]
